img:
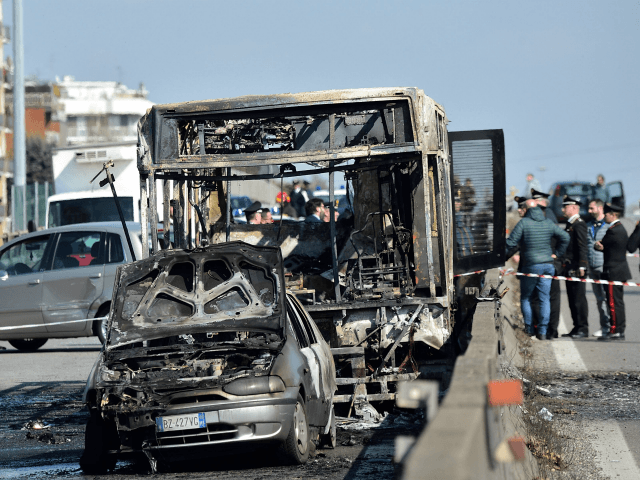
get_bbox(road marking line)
[583,420,640,479]
[551,313,588,372]
[558,312,570,336]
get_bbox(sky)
[3,0,639,205]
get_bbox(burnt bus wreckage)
[83,89,505,464]
[132,88,505,401]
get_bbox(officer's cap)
[244,201,262,214]
[562,195,582,206]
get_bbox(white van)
[47,190,138,228]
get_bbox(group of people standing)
[506,187,634,341]
[243,180,342,224]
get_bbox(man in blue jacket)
[586,199,611,337]
[531,189,561,338]
[506,199,570,340]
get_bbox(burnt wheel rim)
[293,401,308,455]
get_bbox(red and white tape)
[499,268,640,287]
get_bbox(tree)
[26,136,54,184]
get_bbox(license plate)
[156,413,206,432]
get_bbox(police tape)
[499,268,640,287]
[0,316,107,332]
[448,252,638,278]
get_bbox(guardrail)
[399,268,537,479]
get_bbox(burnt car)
[80,242,336,473]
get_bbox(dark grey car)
[80,242,336,473]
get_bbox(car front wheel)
[9,338,47,351]
[280,392,310,464]
[79,413,118,474]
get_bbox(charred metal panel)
[108,243,284,347]
[449,129,506,275]
[145,97,414,165]
[158,118,179,162]
[210,222,347,278]
[411,157,440,292]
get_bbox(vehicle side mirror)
[0,270,8,281]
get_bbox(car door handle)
[28,279,41,285]
[89,273,102,279]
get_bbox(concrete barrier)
[401,268,538,479]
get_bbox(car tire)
[93,304,110,345]
[8,338,47,351]
[79,413,118,474]
[319,405,336,449]
[280,392,310,465]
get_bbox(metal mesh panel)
[452,139,495,258]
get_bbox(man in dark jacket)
[560,196,590,338]
[595,203,632,340]
[627,204,640,260]
[506,199,570,340]
[290,181,307,218]
[304,198,325,223]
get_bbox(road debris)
[22,419,51,430]
[538,407,554,421]
[25,430,71,444]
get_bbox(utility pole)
[0,1,6,242]
[12,0,25,231]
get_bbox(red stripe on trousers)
[608,283,616,334]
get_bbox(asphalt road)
[0,337,412,480]
[533,215,640,479]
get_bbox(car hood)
[106,242,285,349]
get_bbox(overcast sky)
[3,0,639,205]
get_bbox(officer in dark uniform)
[531,188,558,224]
[244,201,263,224]
[530,189,562,338]
[627,203,640,259]
[560,195,590,338]
[289,181,307,218]
[595,203,631,340]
